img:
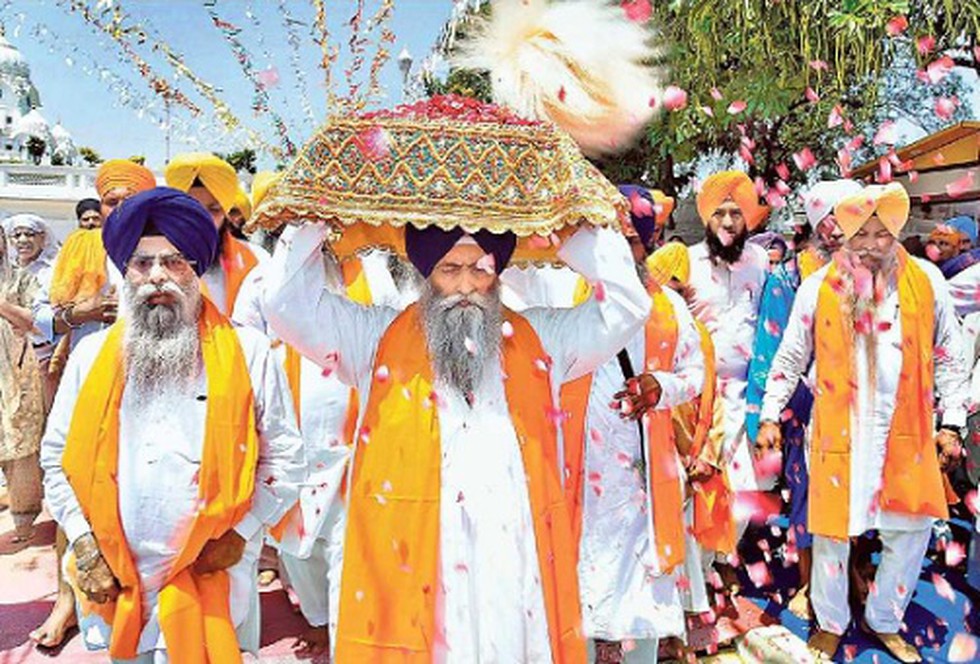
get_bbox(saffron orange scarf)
[62,298,259,663]
[202,232,260,314]
[810,248,947,539]
[335,304,584,663]
[560,284,686,572]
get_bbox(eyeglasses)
[9,230,41,240]
[127,252,197,275]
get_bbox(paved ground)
[3,504,980,662]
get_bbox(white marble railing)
[0,163,99,199]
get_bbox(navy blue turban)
[404,225,517,278]
[103,187,219,277]
[618,184,657,249]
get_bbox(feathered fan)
[452,0,664,157]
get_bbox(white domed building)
[0,25,66,164]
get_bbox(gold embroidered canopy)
[247,94,628,264]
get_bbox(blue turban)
[618,184,657,249]
[947,215,978,246]
[103,187,218,277]
[404,225,516,278]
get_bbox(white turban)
[2,213,59,260]
[802,179,864,227]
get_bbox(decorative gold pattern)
[248,95,627,264]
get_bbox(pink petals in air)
[621,0,652,23]
[946,171,976,199]
[663,86,688,111]
[935,96,959,121]
[885,15,909,37]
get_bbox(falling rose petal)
[878,156,893,183]
[710,87,723,101]
[873,121,898,145]
[945,541,967,567]
[355,126,392,161]
[809,60,829,71]
[746,561,772,587]
[557,85,567,103]
[885,15,908,37]
[464,337,477,355]
[739,144,755,166]
[475,253,496,274]
[620,0,652,22]
[700,105,715,117]
[923,55,955,84]
[948,633,980,662]
[375,364,390,382]
[932,572,956,602]
[946,171,975,198]
[501,321,514,338]
[965,490,980,515]
[727,100,747,115]
[592,280,607,303]
[754,451,782,478]
[828,105,844,128]
[257,66,280,90]
[775,163,791,181]
[804,87,820,103]
[792,147,817,172]
[935,96,959,120]
[663,85,688,111]
[908,170,919,183]
[917,34,936,56]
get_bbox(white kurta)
[686,242,769,493]
[760,259,969,536]
[949,260,980,318]
[262,223,651,662]
[578,287,704,642]
[40,324,306,655]
[201,238,269,317]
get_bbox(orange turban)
[696,170,768,230]
[164,152,240,214]
[833,182,910,240]
[95,159,157,200]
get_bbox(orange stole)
[560,284,686,573]
[685,322,736,554]
[62,298,258,663]
[335,305,584,663]
[810,249,947,540]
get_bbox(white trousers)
[810,527,930,635]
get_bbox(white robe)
[760,259,969,536]
[578,287,704,642]
[686,241,769,493]
[261,223,651,662]
[40,324,306,655]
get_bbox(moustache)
[135,282,185,305]
[437,293,487,311]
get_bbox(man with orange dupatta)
[557,185,703,663]
[758,182,969,662]
[29,157,157,651]
[40,188,304,663]
[164,152,268,317]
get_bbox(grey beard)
[123,280,201,397]
[420,281,503,402]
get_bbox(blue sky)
[0,0,454,170]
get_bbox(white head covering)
[2,213,60,267]
[802,179,864,227]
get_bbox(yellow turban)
[646,243,690,286]
[164,152,240,214]
[95,159,157,200]
[833,182,910,240]
[696,170,769,231]
[232,188,252,221]
[251,170,282,210]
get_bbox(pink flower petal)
[917,35,936,56]
[663,86,688,111]
[804,87,820,103]
[885,15,908,37]
[727,100,747,115]
[873,121,898,146]
[792,147,817,172]
[949,633,980,662]
[828,105,844,129]
[621,0,652,22]
[935,96,960,121]
[946,171,976,198]
[710,87,723,101]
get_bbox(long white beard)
[421,281,503,402]
[123,280,201,399]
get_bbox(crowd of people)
[0,148,978,664]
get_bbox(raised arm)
[521,226,651,383]
[262,224,397,392]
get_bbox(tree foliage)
[220,148,257,174]
[78,146,102,166]
[25,136,46,165]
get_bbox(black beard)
[706,227,748,264]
